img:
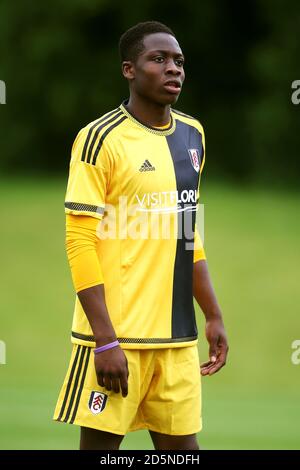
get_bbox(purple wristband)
[94,340,119,354]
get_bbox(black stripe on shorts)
[63,346,87,423]
[69,347,91,424]
[57,345,82,422]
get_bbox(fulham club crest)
[88,391,108,415]
[188,149,201,173]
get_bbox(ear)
[122,61,135,80]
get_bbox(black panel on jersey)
[166,120,203,340]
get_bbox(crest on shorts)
[188,148,200,173]
[88,391,108,415]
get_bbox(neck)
[126,94,171,127]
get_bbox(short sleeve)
[194,227,206,263]
[193,120,205,206]
[64,126,111,220]
[196,121,205,175]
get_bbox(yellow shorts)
[53,344,202,436]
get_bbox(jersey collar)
[120,100,176,136]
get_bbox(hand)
[201,317,229,376]
[94,346,129,397]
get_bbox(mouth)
[163,80,182,94]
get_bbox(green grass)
[0,177,299,449]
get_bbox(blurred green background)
[0,0,300,450]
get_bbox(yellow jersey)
[65,101,206,349]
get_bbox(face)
[123,32,185,106]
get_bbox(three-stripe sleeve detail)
[81,108,119,163]
[80,109,127,166]
[86,111,124,164]
[92,115,127,165]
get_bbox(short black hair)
[119,21,175,63]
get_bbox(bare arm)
[193,259,229,375]
[77,284,117,346]
[77,285,129,397]
[77,284,129,397]
[66,215,129,397]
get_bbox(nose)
[165,59,181,76]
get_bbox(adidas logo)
[139,159,155,172]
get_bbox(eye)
[154,56,164,63]
[175,58,184,67]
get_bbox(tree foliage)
[0,0,299,184]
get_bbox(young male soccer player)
[54,21,228,450]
